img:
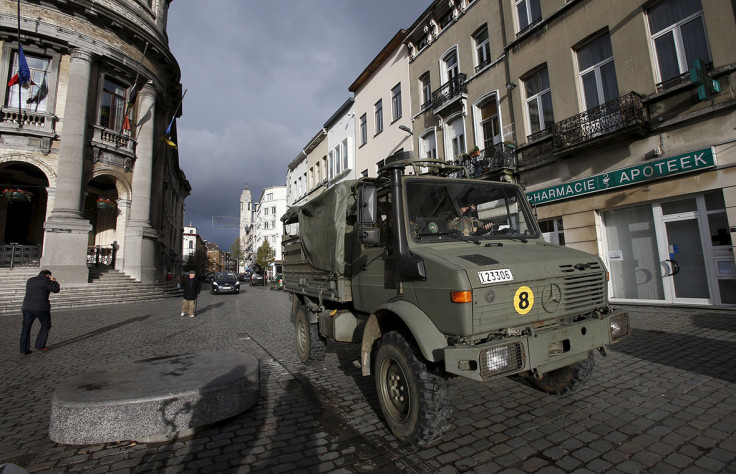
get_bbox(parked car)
[269,274,283,290]
[237,273,249,282]
[203,272,215,283]
[250,271,265,286]
[211,271,240,294]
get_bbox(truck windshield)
[405,179,539,241]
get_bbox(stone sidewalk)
[0,287,734,473]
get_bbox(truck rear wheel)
[527,350,595,394]
[374,331,452,447]
[295,307,325,364]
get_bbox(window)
[474,26,491,71]
[420,131,437,159]
[442,50,459,84]
[648,0,710,83]
[189,241,193,249]
[524,67,554,135]
[264,207,269,216]
[538,218,565,245]
[334,145,342,175]
[360,113,367,145]
[271,206,276,214]
[447,117,465,159]
[328,150,335,179]
[577,34,619,110]
[361,169,368,177]
[375,100,383,134]
[100,76,127,130]
[266,193,273,200]
[391,84,402,122]
[6,51,50,113]
[342,139,349,171]
[420,73,432,109]
[516,0,541,32]
[478,97,500,149]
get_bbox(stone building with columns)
[0,0,189,285]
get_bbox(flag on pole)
[8,44,32,88]
[27,74,47,104]
[163,88,187,149]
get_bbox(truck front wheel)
[527,350,595,394]
[295,307,326,364]
[374,331,452,447]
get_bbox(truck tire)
[295,307,325,364]
[527,350,595,394]
[374,331,452,447]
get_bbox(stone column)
[123,83,160,282]
[114,197,130,270]
[41,49,93,287]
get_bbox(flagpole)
[17,0,22,127]
[120,41,149,134]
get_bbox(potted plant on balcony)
[96,197,117,210]
[469,146,481,158]
[3,188,33,202]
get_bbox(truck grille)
[560,263,606,312]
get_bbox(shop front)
[527,147,736,307]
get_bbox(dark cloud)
[168,1,428,249]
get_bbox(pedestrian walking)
[20,269,60,355]
[180,270,201,318]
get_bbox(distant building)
[0,0,190,285]
[239,184,253,271]
[253,186,287,274]
[182,225,204,261]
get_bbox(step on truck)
[281,151,630,447]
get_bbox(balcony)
[90,125,136,169]
[453,143,516,179]
[552,92,647,150]
[431,73,467,112]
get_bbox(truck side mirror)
[358,185,377,225]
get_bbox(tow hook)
[598,346,608,357]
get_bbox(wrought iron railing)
[553,92,646,149]
[447,143,516,179]
[431,73,467,110]
[87,245,116,267]
[0,243,41,268]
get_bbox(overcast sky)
[167,1,429,250]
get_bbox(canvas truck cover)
[281,180,356,275]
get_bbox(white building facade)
[324,98,356,187]
[253,186,287,270]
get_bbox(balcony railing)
[553,92,646,149]
[449,143,516,179]
[0,107,55,134]
[431,73,467,111]
[1,243,41,268]
[656,62,713,93]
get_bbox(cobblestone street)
[1,286,735,473]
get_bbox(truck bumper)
[443,310,630,382]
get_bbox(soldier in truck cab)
[448,198,494,236]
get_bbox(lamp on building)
[398,124,413,135]
[506,81,518,90]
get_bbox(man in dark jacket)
[180,270,202,318]
[20,269,60,355]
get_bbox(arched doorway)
[0,161,49,241]
[84,175,119,266]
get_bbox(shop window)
[6,51,50,113]
[538,218,564,245]
[648,0,710,83]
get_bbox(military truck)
[281,152,630,447]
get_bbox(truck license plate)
[477,269,514,284]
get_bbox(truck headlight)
[610,313,630,341]
[212,282,218,286]
[479,343,524,380]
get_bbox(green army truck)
[281,152,630,447]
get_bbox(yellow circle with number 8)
[514,286,534,315]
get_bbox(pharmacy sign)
[527,148,714,205]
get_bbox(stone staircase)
[0,267,183,315]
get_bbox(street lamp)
[398,124,413,135]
